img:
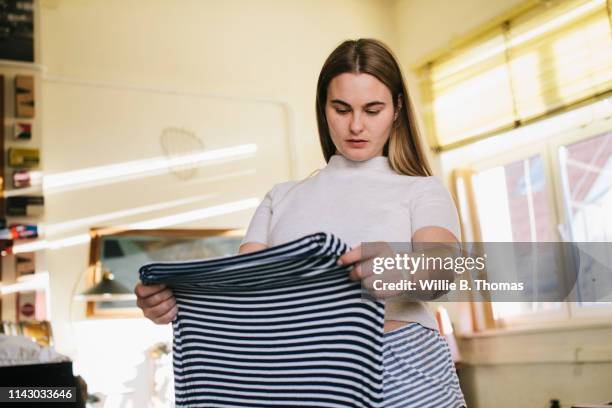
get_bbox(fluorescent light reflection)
[0,271,49,295]
[157,169,256,189]
[43,144,257,193]
[3,186,43,197]
[43,193,219,236]
[73,293,137,302]
[13,234,92,254]
[2,171,43,197]
[130,198,258,229]
[12,199,259,254]
[42,169,256,236]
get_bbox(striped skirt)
[383,323,466,408]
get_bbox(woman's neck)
[325,154,392,172]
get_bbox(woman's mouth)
[346,139,368,148]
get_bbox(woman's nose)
[350,113,364,134]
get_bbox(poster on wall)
[16,253,35,277]
[6,195,44,216]
[13,122,32,140]
[0,0,34,62]
[13,169,42,188]
[15,75,35,117]
[16,291,36,322]
[8,147,39,167]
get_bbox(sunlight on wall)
[43,144,257,193]
[11,198,259,254]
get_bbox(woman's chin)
[340,148,381,162]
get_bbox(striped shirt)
[139,232,385,408]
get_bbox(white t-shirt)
[242,154,461,330]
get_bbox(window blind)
[418,0,612,151]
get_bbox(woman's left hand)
[337,243,406,299]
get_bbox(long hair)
[315,39,432,177]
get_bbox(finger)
[141,290,175,313]
[364,269,408,300]
[134,282,165,297]
[153,304,179,325]
[153,304,178,325]
[143,296,177,320]
[338,245,362,266]
[348,262,375,281]
[348,263,362,281]
[141,296,173,320]
[134,283,167,298]
[139,289,174,309]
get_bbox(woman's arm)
[412,226,458,244]
[339,225,461,300]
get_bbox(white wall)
[40,0,398,177]
[394,0,526,65]
[37,0,399,403]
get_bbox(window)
[473,155,553,243]
[558,131,612,242]
[449,99,612,327]
[416,0,612,151]
[556,128,612,315]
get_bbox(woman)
[135,39,466,407]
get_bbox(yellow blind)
[419,0,612,151]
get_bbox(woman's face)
[325,72,395,161]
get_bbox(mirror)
[86,228,244,317]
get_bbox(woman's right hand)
[134,282,177,324]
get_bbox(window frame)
[455,112,612,328]
[546,117,612,321]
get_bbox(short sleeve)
[241,188,274,246]
[410,177,461,241]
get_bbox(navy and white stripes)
[383,323,466,408]
[140,232,385,408]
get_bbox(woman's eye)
[335,109,350,115]
[365,110,381,115]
